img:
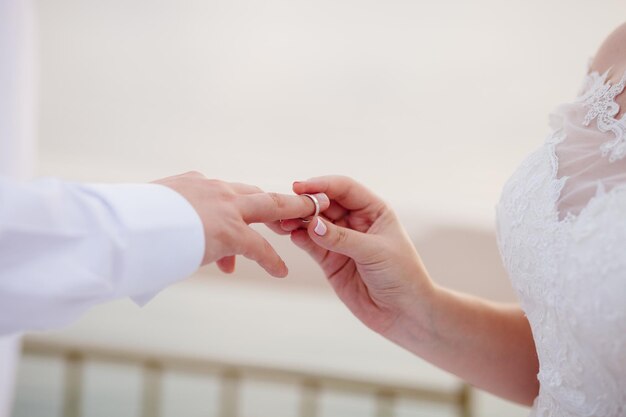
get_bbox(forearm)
[289,176,540,404]
[385,285,539,405]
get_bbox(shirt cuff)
[80,183,205,305]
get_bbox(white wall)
[36,0,625,212]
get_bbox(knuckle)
[222,191,237,203]
[334,174,354,186]
[335,227,349,246]
[267,192,284,209]
[214,230,234,255]
[209,180,236,199]
[242,245,256,259]
[186,170,205,178]
[254,243,272,262]
[258,238,273,256]
[372,200,391,219]
[205,178,222,187]
[223,217,243,239]
[336,184,352,202]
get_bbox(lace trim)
[577,69,626,162]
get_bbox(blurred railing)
[21,338,472,417]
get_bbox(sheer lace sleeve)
[551,68,626,221]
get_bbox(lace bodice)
[495,68,626,417]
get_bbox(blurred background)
[12,0,625,416]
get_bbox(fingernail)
[315,193,329,206]
[314,217,327,236]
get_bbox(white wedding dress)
[495,65,626,417]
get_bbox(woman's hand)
[283,175,539,405]
[155,171,329,278]
[280,175,435,336]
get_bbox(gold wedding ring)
[300,194,320,223]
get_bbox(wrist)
[380,280,442,353]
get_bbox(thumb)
[307,217,376,262]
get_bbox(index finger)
[292,176,383,211]
[239,192,330,223]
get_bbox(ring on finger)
[300,194,320,223]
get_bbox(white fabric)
[495,66,626,417]
[0,179,206,334]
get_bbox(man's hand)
[154,171,329,277]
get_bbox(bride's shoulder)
[589,22,626,78]
[588,23,626,116]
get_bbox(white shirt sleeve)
[0,176,205,335]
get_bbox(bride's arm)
[281,176,539,406]
[392,287,538,405]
